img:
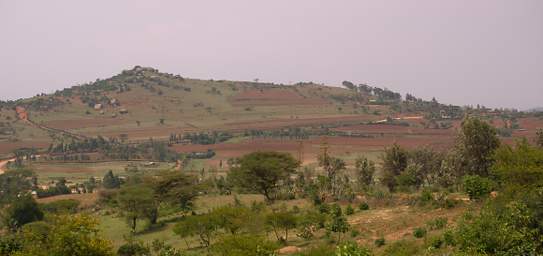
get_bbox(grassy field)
[30,161,175,184]
[75,192,472,254]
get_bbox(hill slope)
[0,66,462,155]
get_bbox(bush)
[358,202,369,211]
[419,189,433,204]
[374,237,386,247]
[427,236,444,249]
[442,229,455,246]
[413,227,427,238]
[117,241,149,256]
[211,234,278,256]
[462,175,493,200]
[350,230,360,238]
[40,199,80,214]
[426,217,447,230]
[383,240,421,256]
[345,205,354,215]
[293,244,335,256]
[335,242,372,256]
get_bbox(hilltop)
[0,66,466,153]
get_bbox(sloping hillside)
[0,66,463,155]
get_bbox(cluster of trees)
[341,81,401,103]
[47,136,180,162]
[170,132,234,145]
[2,115,543,255]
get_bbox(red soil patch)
[0,141,50,154]
[43,118,128,130]
[229,88,329,106]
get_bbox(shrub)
[413,227,427,238]
[442,229,455,246]
[462,175,493,200]
[293,244,335,256]
[117,241,149,256]
[374,237,386,247]
[40,199,80,214]
[358,202,369,211]
[426,217,447,230]
[419,189,433,204]
[428,236,444,249]
[350,230,360,238]
[383,240,421,256]
[335,242,372,256]
[345,205,354,215]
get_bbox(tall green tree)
[0,168,35,206]
[149,172,199,211]
[318,153,346,197]
[456,116,500,176]
[381,143,408,191]
[326,204,350,244]
[228,151,299,202]
[536,128,543,148]
[117,186,157,233]
[102,170,121,189]
[355,156,375,189]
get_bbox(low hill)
[0,66,465,155]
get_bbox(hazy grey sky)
[1,1,542,109]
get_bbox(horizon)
[1,1,542,109]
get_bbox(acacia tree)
[265,209,298,244]
[149,172,199,211]
[174,213,220,249]
[117,186,157,233]
[228,151,299,202]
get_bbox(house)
[119,108,128,114]
[94,103,102,110]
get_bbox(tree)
[456,116,500,176]
[536,128,543,148]
[117,186,157,233]
[149,172,199,211]
[462,175,493,200]
[0,168,35,206]
[318,153,346,197]
[326,204,350,244]
[265,209,298,244]
[14,215,114,256]
[102,170,121,189]
[1,195,43,231]
[213,205,253,235]
[492,140,543,187]
[228,151,299,202]
[173,213,220,249]
[381,144,408,191]
[355,156,375,189]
